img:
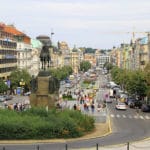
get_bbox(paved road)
[0,74,150,149]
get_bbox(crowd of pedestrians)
[58,88,106,114]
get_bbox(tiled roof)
[4,25,25,36]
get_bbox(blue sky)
[0,0,150,49]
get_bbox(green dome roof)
[31,39,43,48]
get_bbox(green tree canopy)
[103,62,113,72]
[111,66,147,98]
[80,61,91,72]
[49,66,73,80]
[0,80,8,94]
[126,70,147,98]
[9,69,31,89]
[144,63,150,99]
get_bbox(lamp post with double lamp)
[19,79,25,95]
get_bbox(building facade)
[0,23,17,80]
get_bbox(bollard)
[127,142,129,150]
[37,145,40,150]
[96,143,99,150]
[3,147,5,150]
[65,144,68,150]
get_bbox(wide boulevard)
[0,74,150,150]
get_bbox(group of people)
[60,88,106,114]
[3,100,30,111]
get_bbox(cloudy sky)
[0,0,150,49]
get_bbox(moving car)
[116,102,127,110]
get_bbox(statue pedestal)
[30,75,58,109]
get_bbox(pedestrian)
[97,103,102,112]
[73,104,77,110]
[4,100,8,109]
[91,103,95,113]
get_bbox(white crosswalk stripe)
[140,115,144,119]
[145,116,150,120]
[116,114,120,118]
[110,114,150,120]
[110,114,115,118]
[134,115,138,119]
[122,115,126,118]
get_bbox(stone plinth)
[30,75,58,109]
[36,76,50,95]
[30,94,58,109]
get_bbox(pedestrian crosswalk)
[110,114,150,120]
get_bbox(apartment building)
[0,23,17,80]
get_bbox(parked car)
[141,104,150,112]
[116,102,127,110]
[0,96,6,102]
[65,83,72,88]
[24,91,31,96]
[3,95,13,101]
[128,99,143,109]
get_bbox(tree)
[111,67,147,98]
[80,61,91,72]
[103,62,113,73]
[126,70,147,99]
[144,63,150,100]
[9,69,31,91]
[49,65,73,80]
[0,80,8,94]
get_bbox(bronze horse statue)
[40,45,51,70]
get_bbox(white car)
[116,102,127,110]
[24,91,31,96]
[65,83,72,88]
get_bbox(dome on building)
[36,35,52,46]
[72,45,78,52]
[31,39,43,48]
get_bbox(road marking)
[134,115,138,119]
[145,116,150,120]
[116,114,120,118]
[122,115,126,118]
[110,114,115,118]
[110,114,150,120]
[140,116,144,119]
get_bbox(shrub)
[0,108,94,139]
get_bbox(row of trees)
[110,63,150,100]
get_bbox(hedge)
[0,108,95,139]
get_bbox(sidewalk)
[70,138,150,150]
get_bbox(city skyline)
[0,0,150,49]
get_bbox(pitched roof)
[4,25,25,36]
